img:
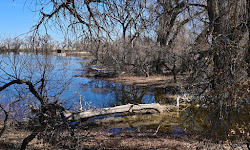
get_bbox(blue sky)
[0,0,64,40]
[0,1,37,37]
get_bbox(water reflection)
[112,84,152,106]
[154,88,178,105]
[78,80,155,108]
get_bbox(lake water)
[0,53,248,141]
[0,53,155,110]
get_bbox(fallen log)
[64,103,168,121]
[86,67,117,78]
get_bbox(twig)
[153,125,161,135]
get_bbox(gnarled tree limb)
[0,79,47,105]
[20,129,39,150]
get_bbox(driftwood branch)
[64,103,167,121]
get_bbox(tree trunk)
[207,0,248,92]
[21,130,39,150]
[206,0,249,139]
[63,103,167,121]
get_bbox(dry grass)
[0,126,51,150]
[0,127,194,150]
[0,123,248,150]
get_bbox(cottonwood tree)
[203,0,249,139]
[0,37,23,52]
[183,0,249,141]
[23,36,40,52]
[102,0,144,65]
[139,0,207,78]
[38,35,54,52]
[0,37,6,51]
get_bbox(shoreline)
[105,74,189,89]
[1,51,188,89]
[0,50,92,58]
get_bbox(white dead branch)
[64,103,167,121]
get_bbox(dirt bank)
[105,75,189,89]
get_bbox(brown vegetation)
[1,122,248,150]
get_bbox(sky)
[0,0,155,42]
[0,0,63,40]
[0,1,36,37]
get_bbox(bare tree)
[0,37,23,52]
[0,53,74,149]
[201,0,249,139]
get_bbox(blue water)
[0,53,155,112]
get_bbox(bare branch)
[0,79,46,105]
[187,3,207,9]
[0,105,8,137]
